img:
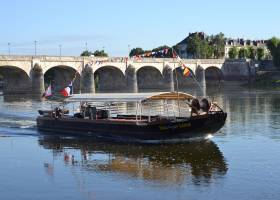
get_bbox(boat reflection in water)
[38,136,228,185]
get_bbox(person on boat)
[190,98,200,116]
[54,107,62,119]
[200,98,210,114]
[80,103,87,118]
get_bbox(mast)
[172,48,181,117]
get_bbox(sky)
[0,0,279,56]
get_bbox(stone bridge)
[0,55,254,95]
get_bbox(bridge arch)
[94,65,126,92]
[137,66,164,90]
[42,64,80,75]
[44,65,80,93]
[205,66,223,84]
[0,65,31,94]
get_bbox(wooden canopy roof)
[65,92,195,103]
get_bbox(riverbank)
[254,71,280,89]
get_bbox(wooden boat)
[36,92,227,141]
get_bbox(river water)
[0,87,280,200]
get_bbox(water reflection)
[1,94,43,102]
[38,136,227,185]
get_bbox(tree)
[267,37,280,53]
[151,45,170,52]
[80,50,93,56]
[247,46,256,60]
[186,34,202,58]
[186,34,213,59]
[129,47,145,57]
[211,33,225,58]
[267,37,280,68]
[256,47,265,60]
[228,47,239,59]
[238,48,249,59]
[93,50,108,57]
[201,40,214,59]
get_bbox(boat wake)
[89,134,215,144]
[0,117,36,129]
[0,113,37,137]
[134,134,214,144]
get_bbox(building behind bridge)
[176,32,269,59]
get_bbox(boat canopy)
[64,92,195,103]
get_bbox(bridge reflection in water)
[38,136,227,185]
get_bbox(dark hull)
[36,112,227,141]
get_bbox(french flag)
[60,81,73,97]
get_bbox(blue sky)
[0,0,279,56]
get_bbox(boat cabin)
[39,92,222,123]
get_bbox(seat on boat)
[96,109,109,119]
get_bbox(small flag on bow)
[42,84,52,98]
[59,81,73,97]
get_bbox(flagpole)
[172,48,181,117]
[175,52,205,96]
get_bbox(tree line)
[184,33,226,59]
[79,34,280,69]
[129,33,227,59]
[129,45,174,58]
[80,50,108,57]
[228,46,266,60]
[228,37,280,68]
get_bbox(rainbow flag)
[182,66,190,77]
[179,62,191,77]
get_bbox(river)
[0,87,280,200]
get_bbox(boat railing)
[95,101,191,118]
[72,100,192,122]
[140,101,191,118]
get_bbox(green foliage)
[129,47,145,57]
[93,50,108,57]
[267,37,280,68]
[257,47,265,60]
[186,34,214,59]
[185,32,226,59]
[129,45,175,58]
[228,47,239,59]
[238,48,249,59]
[267,37,279,52]
[186,34,201,58]
[80,50,93,56]
[247,46,256,60]
[151,45,170,52]
[81,49,108,57]
[202,40,214,58]
[210,33,225,58]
